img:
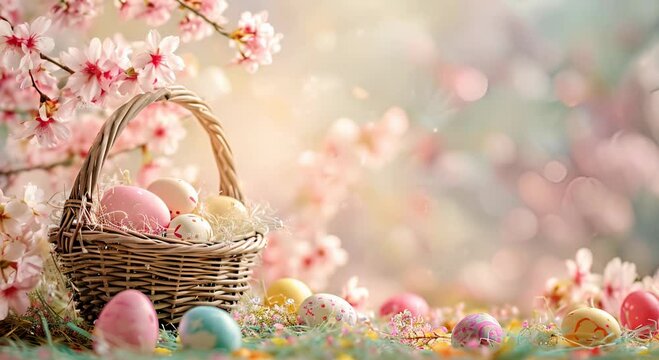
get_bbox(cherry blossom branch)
[40,53,74,74]
[0,15,74,75]
[174,0,232,38]
[0,143,147,177]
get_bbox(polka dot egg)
[451,313,503,348]
[298,293,357,327]
[167,214,213,243]
[147,178,198,219]
[620,290,659,338]
[179,306,242,352]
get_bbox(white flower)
[132,30,184,91]
[601,257,639,315]
[0,191,30,237]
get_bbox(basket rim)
[50,225,267,256]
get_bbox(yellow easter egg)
[265,278,313,309]
[560,307,621,347]
[204,195,248,220]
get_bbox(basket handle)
[59,86,243,235]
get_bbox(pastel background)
[5,0,659,313]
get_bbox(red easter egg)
[379,292,429,317]
[620,290,659,338]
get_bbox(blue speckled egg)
[178,306,242,351]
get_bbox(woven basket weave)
[51,85,267,325]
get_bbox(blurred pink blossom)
[0,190,30,237]
[179,0,227,42]
[50,0,102,29]
[117,0,176,27]
[600,257,638,315]
[341,276,369,310]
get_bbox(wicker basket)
[51,85,267,325]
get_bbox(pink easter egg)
[451,313,503,348]
[379,293,429,317]
[93,290,159,353]
[620,290,659,338]
[100,185,170,234]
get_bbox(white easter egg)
[147,178,198,219]
[298,293,357,327]
[167,214,213,243]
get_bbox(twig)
[41,53,74,74]
[174,0,232,38]
[29,70,51,103]
[0,143,147,177]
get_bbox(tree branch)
[174,0,232,38]
[0,143,147,177]
[40,53,74,74]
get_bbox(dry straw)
[50,86,267,325]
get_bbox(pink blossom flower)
[50,0,101,29]
[0,190,30,237]
[132,30,184,91]
[117,0,177,27]
[145,112,186,155]
[0,19,24,69]
[12,16,54,70]
[601,257,638,315]
[230,11,282,73]
[341,276,369,310]
[16,63,58,97]
[358,107,409,167]
[21,102,71,147]
[0,0,23,24]
[179,15,214,43]
[61,37,126,103]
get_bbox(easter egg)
[93,290,159,353]
[204,194,248,220]
[265,278,313,309]
[379,293,429,317]
[179,306,242,351]
[451,313,503,348]
[298,293,357,327]
[620,290,659,338]
[147,178,198,219]
[100,185,170,234]
[167,214,213,243]
[561,307,621,347]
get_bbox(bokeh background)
[6,0,659,313]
